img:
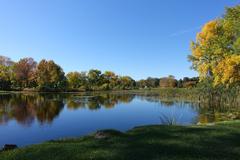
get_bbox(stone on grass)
[2,144,18,151]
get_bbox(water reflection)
[0,92,239,126]
[0,93,136,126]
[66,94,135,110]
[0,94,64,125]
[197,104,240,123]
[136,93,240,123]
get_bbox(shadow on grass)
[113,126,240,160]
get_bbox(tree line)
[0,55,198,91]
[2,4,238,92]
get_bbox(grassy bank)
[1,121,240,160]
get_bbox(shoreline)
[0,120,240,155]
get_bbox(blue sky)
[0,0,239,80]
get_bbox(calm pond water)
[0,92,239,147]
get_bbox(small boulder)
[94,130,123,139]
[95,131,108,139]
[2,144,18,151]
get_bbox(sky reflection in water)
[0,92,237,147]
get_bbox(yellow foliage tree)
[213,55,240,85]
[189,5,240,86]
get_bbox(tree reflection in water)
[0,93,64,125]
[66,93,135,110]
[0,93,135,125]
[0,92,239,126]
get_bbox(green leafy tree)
[180,77,199,88]
[146,77,160,88]
[102,71,118,89]
[66,72,82,89]
[119,76,136,90]
[66,71,87,89]
[0,65,13,90]
[0,56,14,90]
[87,69,102,87]
[136,79,147,88]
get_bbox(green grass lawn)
[1,121,240,160]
